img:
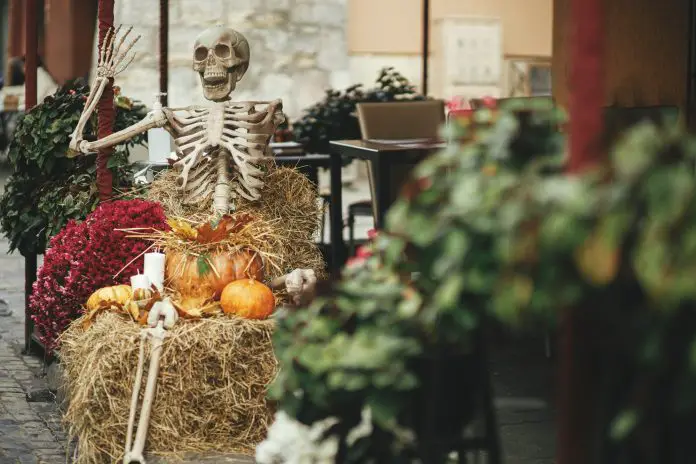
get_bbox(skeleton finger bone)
[114,34,141,73]
[103,25,121,71]
[99,26,115,67]
[111,25,134,66]
[115,52,138,76]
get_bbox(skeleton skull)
[193,26,250,101]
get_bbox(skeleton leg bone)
[123,300,177,464]
[125,331,147,455]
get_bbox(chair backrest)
[356,100,446,220]
[357,100,446,140]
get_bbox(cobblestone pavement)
[0,231,69,464]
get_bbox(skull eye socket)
[194,46,209,61]
[214,44,231,59]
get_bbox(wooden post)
[96,0,115,201]
[421,0,430,96]
[159,0,168,106]
[23,0,39,355]
[557,0,605,462]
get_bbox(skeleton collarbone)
[172,100,280,210]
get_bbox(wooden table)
[328,139,445,275]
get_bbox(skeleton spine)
[213,149,232,213]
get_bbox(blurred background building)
[0,0,554,117]
[0,0,690,121]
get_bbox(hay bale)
[146,164,326,280]
[60,313,277,463]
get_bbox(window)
[506,57,552,97]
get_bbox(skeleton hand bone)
[147,299,178,329]
[282,269,317,306]
[97,25,141,79]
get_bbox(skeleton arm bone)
[67,77,109,156]
[68,25,150,156]
[71,109,169,154]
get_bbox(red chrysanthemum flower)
[29,199,168,353]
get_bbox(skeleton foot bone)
[123,299,178,464]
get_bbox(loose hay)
[60,312,278,463]
[146,164,326,279]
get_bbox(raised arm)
[68,26,168,156]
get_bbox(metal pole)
[557,0,605,461]
[159,0,168,106]
[421,0,430,96]
[23,0,39,354]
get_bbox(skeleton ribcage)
[170,100,283,210]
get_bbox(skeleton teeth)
[205,82,228,91]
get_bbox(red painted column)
[567,0,605,173]
[24,0,38,110]
[96,0,115,201]
[557,0,606,462]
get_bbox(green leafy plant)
[268,103,566,461]
[273,91,696,462]
[292,67,425,154]
[0,79,147,255]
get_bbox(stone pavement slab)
[0,340,67,464]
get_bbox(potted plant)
[0,79,147,256]
[291,67,425,155]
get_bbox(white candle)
[144,252,166,292]
[130,274,150,290]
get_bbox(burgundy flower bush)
[30,199,169,352]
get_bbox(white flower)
[256,411,340,464]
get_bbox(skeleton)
[69,25,317,463]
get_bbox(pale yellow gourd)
[85,285,133,311]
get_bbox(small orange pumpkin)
[220,279,275,320]
[165,249,264,300]
[85,285,132,311]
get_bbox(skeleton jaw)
[200,72,235,101]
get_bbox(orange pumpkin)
[220,279,276,320]
[165,249,264,300]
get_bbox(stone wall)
[95,0,349,119]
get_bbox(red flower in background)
[29,199,169,353]
[346,229,380,268]
[481,96,497,109]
